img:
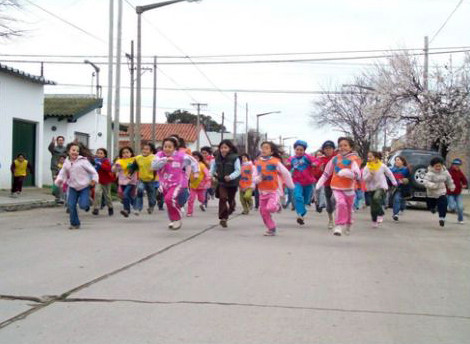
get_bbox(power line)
[2,48,469,66]
[23,0,106,44]
[47,82,352,95]
[124,0,241,117]
[2,45,469,60]
[430,0,465,44]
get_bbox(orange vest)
[239,163,253,190]
[330,154,357,190]
[256,157,280,191]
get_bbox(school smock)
[134,154,155,182]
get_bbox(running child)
[113,146,138,218]
[316,140,337,229]
[286,140,319,226]
[92,148,114,216]
[424,157,455,227]
[152,137,199,230]
[10,153,33,198]
[187,151,211,217]
[447,158,468,224]
[390,155,411,221]
[255,142,294,236]
[201,146,216,205]
[363,151,397,227]
[55,143,98,229]
[316,137,361,236]
[211,140,241,228]
[133,143,157,214]
[239,153,256,215]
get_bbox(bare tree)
[311,76,398,159]
[0,0,22,39]
[373,52,470,159]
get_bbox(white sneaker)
[168,222,174,229]
[458,221,465,225]
[171,220,182,230]
[333,226,342,236]
[344,224,351,236]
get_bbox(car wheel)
[411,165,427,189]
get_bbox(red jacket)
[447,167,468,195]
[317,153,337,187]
[96,158,116,185]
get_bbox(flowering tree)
[311,76,399,159]
[373,52,470,160]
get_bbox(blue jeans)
[392,190,407,215]
[135,181,157,211]
[354,190,364,210]
[67,186,90,226]
[294,183,313,217]
[177,187,190,207]
[447,194,464,222]
[122,184,136,212]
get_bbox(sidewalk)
[0,188,58,213]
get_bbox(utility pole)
[245,103,249,154]
[113,0,123,158]
[424,36,429,92]
[127,41,135,152]
[221,112,225,141]
[233,93,237,144]
[106,0,114,156]
[152,56,157,145]
[423,35,430,149]
[191,102,207,150]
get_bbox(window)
[74,132,90,147]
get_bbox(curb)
[0,200,59,213]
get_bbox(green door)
[12,120,36,187]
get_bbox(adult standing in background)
[49,136,66,202]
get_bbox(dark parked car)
[387,149,443,202]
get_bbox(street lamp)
[84,60,100,98]
[256,111,281,136]
[282,136,297,154]
[135,0,202,152]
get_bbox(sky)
[1,0,469,151]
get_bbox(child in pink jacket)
[255,142,294,236]
[55,143,98,230]
[152,137,199,230]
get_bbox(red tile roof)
[120,123,200,142]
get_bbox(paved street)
[0,202,469,343]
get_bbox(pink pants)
[164,185,182,221]
[259,192,280,231]
[188,188,205,215]
[333,190,355,225]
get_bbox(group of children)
[11,134,466,235]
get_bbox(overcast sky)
[1,0,469,151]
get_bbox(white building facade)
[0,64,54,189]
[42,95,105,185]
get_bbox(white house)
[0,63,55,190]
[42,95,105,185]
[119,123,211,152]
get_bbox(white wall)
[0,73,44,189]
[42,110,107,185]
